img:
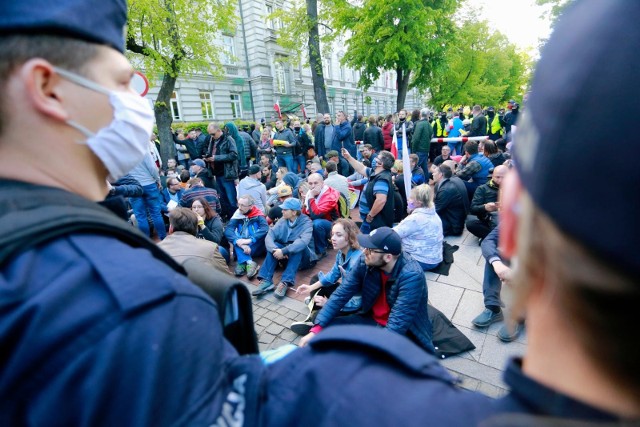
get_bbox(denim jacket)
[318,248,363,312]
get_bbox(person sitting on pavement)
[253,198,317,298]
[224,195,268,279]
[393,184,443,271]
[455,140,493,200]
[261,163,277,191]
[302,172,340,258]
[290,219,364,336]
[179,177,221,212]
[266,184,293,225]
[161,176,184,213]
[326,150,350,177]
[342,148,396,234]
[433,145,452,167]
[324,160,350,200]
[483,139,508,167]
[191,197,225,248]
[432,164,470,236]
[299,227,435,354]
[466,165,507,240]
[281,171,301,199]
[158,208,229,274]
[237,164,268,213]
[471,227,524,342]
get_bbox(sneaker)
[471,308,503,328]
[274,281,291,299]
[290,321,313,336]
[303,296,312,306]
[498,322,524,342]
[234,263,246,277]
[251,280,274,296]
[246,261,260,280]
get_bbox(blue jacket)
[314,252,434,353]
[0,234,248,425]
[318,248,362,287]
[224,208,269,245]
[331,121,356,158]
[469,153,493,186]
[265,213,317,260]
[161,187,184,212]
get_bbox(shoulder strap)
[0,180,184,273]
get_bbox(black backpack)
[0,180,258,355]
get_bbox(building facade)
[144,0,425,124]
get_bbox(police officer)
[263,1,640,424]
[0,1,254,425]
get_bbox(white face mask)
[54,67,154,181]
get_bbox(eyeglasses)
[364,247,386,255]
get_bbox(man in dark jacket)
[351,111,367,144]
[204,123,239,215]
[331,111,356,158]
[273,119,297,173]
[466,165,506,239]
[363,114,384,153]
[313,113,334,160]
[392,109,414,160]
[299,227,435,354]
[468,105,487,138]
[411,108,433,175]
[433,164,469,236]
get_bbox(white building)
[145,0,424,123]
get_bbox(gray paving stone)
[263,310,279,321]
[253,307,267,317]
[258,342,271,352]
[276,306,289,315]
[277,296,309,315]
[477,382,508,399]
[444,234,466,247]
[254,325,265,335]
[452,244,484,278]
[424,271,440,282]
[436,263,482,291]
[427,281,463,320]
[451,372,481,392]
[258,333,276,344]
[454,324,487,363]
[270,338,292,349]
[265,324,285,336]
[451,289,485,327]
[278,329,299,342]
[274,315,290,326]
[478,334,526,371]
[255,317,271,327]
[441,357,505,389]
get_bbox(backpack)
[337,193,351,219]
[0,180,258,356]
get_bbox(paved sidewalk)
[242,229,526,399]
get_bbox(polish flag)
[274,102,282,119]
[391,126,398,159]
[301,104,307,120]
[401,123,411,199]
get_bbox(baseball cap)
[0,0,127,52]
[191,159,206,168]
[487,106,495,112]
[277,185,293,197]
[357,227,402,256]
[248,165,261,175]
[513,0,640,277]
[280,198,302,211]
[326,150,339,159]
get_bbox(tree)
[428,20,531,109]
[332,0,458,111]
[270,0,332,114]
[536,0,574,26]
[126,0,236,164]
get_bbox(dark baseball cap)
[513,0,640,277]
[0,0,127,52]
[248,165,261,175]
[191,159,206,168]
[357,227,402,256]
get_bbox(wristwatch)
[366,214,374,223]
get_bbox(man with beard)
[466,165,507,239]
[391,109,414,160]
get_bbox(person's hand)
[236,238,250,246]
[273,248,285,260]
[296,284,313,295]
[492,261,512,282]
[341,148,351,160]
[204,156,214,162]
[484,202,498,212]
[299,332,316,347]
[242,245,252,254]
[313,295,328,307]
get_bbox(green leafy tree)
[428,20,531,109]
[536,0,574,26]
[332,0,458,111]
[126,0,236,164]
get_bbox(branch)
[126,36,148,57]
[319,22,334,32]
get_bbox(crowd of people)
[4,0,639,424]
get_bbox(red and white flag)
[301,104,307,120]
[401,123,411,199]
[391,126,398,159]
[274,101,282,119]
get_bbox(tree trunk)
[307,0,330,114]
[155,73,178,166]
[396,67,411,111]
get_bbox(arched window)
[275,61,288,94]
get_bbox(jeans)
[277,154,296,174]
[482,260,504,309]
[130,183,166,240]
[359,212,371,234]
[448,142,462,156]
[416,152,429,177]
[234,239,266,264]
[417,260,439,271]
[312,218,333,255]
[219,246,230,265]
[258,242,313,283]
[295,154,306,174]
[216,176,237,212]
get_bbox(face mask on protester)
[294,126,301,132]
[407,201,416,211]
[55,67,154,181]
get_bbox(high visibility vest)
[433,120,448,137]
[488,115,502,135]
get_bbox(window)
[323,56,332,80]
[170,91,181,120]
[328,97,335,115]
[341,97,347,113]
[266,5,274,29]
[274,61,288,94]
[340,66,345,81]
[230,94,243,119]
[221,35,236,65]
[200,91,214,119]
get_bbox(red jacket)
[382,122,394,150]
[303,186,339,221]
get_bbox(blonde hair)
[410,184,433,209]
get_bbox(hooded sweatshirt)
[237,175,268,213]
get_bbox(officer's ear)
[499,170,521,259]
[19,59,69,123]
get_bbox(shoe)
[246,261,260,280]
[274,281,291,299]
[290,321,313,336]
[251,280,274,296]
[234,263,246,277]
[498,323,524,342]
[471,308,503,328]
[304,296,312,305]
